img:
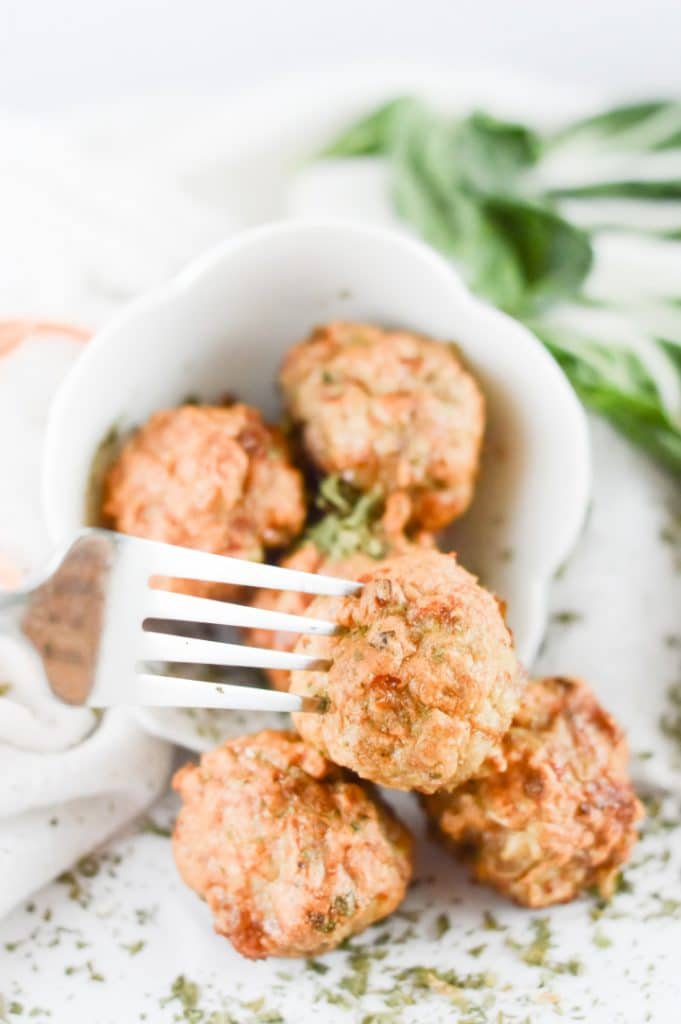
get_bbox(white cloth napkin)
[0,103,260,917]
[0,651,171,918]
[0,327,172,919]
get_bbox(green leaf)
[454,111,542,193]
[656,128,681,150]
[322,99,574,313]
[607,409,681,471]
[320,98,542,177]
[388,104,587,311]
[548,179,681,200]
[553,99,681,152]
[660,337,681,376]
[482,197,593,310]
[314,94,681,474]
[388,104,527,311]
[389,104,478,258]
[535,325,681,474]
[553,100,674,143]
[468,215,529,312]
[320,97,415,157]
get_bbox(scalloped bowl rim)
[41,218,591,669]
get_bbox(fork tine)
[139,631,329,671]
[130,673,307,712]
[125,534,361,596]
[143,589,337,636]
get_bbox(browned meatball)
[103,404,305,599]
[424,676,643,907]
[172,730,413,958]
[248,492,435,692]
[280,322,485,531]
[291,550,523,793]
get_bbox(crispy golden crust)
[172,730,413,958]
[103,404,305,599]
[290,550,523,793]
[424,676,644,907]
[280,322,485,531]
[247,495,436,692]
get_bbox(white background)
[1,0,680,112]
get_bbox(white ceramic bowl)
[42,219,590,672]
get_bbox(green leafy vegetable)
[548,179,681,200]
[552,100,676,143]
[389,105,525,310]
[535,325,681,472]
[387,101,583,313]
[657,128,681,151]
[454,110,542,191]
[321,97,414,157]
[483,196,592,310]
[661,337,681,376]
[318,95,681,475]
[550,99,681,152]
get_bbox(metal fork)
[0,529,360,714]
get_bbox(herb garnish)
[661,681,681,754]
[339,950,372,998]
[306,476,387,561]
[161,976,200,1016]
[305,958,329,975]
[550,610,584,626]
[506,917,583,975]
[482,910,505,931]
[120,939,145,956]
[434,912,450,938]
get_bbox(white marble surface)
[0,79,680,1022]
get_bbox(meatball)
[280,322,485,531]
[103,404,305,599]
[172,730,413,958]
[424,676,643,907]
[248,492,434,692]
[290,550,523,793]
